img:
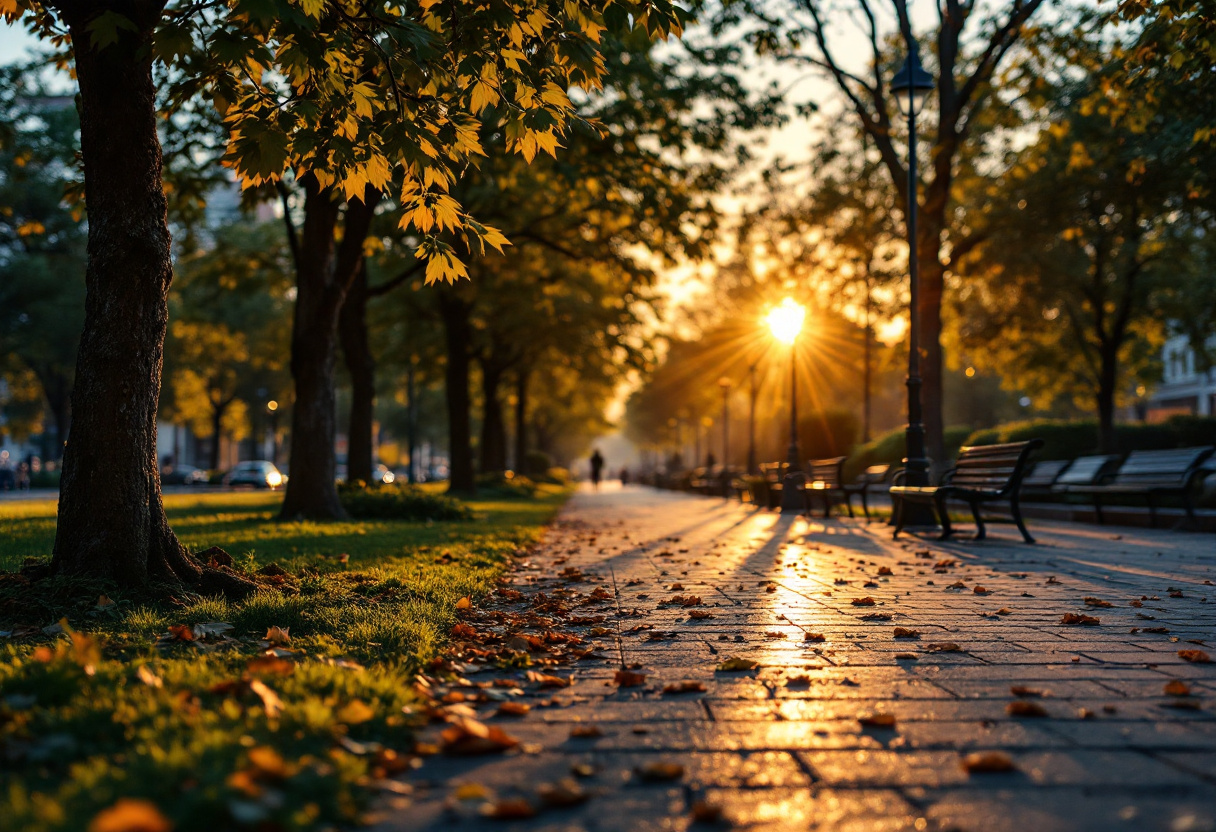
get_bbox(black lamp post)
[890,44,936,521]
[746,362,760,475]
[718,376,731,496]
[766,298,806,513]
[266,400,280,465]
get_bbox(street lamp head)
[766,298,805,346]
[266,400,279,412]
[890,47,934,118]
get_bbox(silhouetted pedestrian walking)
[589,449,604,490]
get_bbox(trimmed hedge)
[337,482,473,521]
[962,415,1216,461]
[842,425,974,480]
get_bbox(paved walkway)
[377,484,1216,832]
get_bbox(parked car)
[161,464,209,486]
[223,461,284,489]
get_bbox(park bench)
[803,456,847,517]
[1062,447,1214,527]
[1018,459,1071,497]
[841,463,892,521]
[1050,454,1120,492]
[757,462,789,509]
[891,439,1043,543]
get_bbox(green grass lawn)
[0,487,569,832]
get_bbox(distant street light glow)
[766,298,805,346]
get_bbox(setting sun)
[765,298,806,345]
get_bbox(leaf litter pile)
[0,489,569,832]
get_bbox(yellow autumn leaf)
[299,0,326,17]
[16,220,45,237]
[336,699,376,724]
[351,82,378,118]
[88,798,173,832]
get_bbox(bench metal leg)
[969,500,986,541]
[892,496,905,539]
[1010,494,1035,544]
[1094,495,1105,525]
[935,494,954,540]
[860,489,870,522]
[843,493,854,519]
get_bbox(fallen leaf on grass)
[1179,650,1211,663]
[479,798,536,819]
[1006,701,1048,717]
[925,643,961,653]
[246,656,294,676]
[569,724,604,738]
[858,713,896,728]
[264,626,291,645]
[167,624,195,642]
[893,627,921,639]
[961,751,1016,773]
[455,597,472,610]
[1060,613,1100,626]
[136,665,163,688]
[526,670,571,688]
[249,679,282,718]
[614,669,647,687]
[441,717,520,755]
[336,699,375,725]
[851,597,877,606]
[96,595,115,609]
[662,681,707,694]
[497,701,531,717]
[537,779,589,808]
[1164,680,1192,696]
[716,657,760,672]
[634,761,685,782]
[88,798,173,832]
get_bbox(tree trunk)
[208,396,226,471]
[339,258,375,485]
[438,289,475,494]
[278,183,376,520]
[50,6,235,591]
[478,358,507,474]
[513,368,530,472]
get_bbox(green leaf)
[87,11,138,50]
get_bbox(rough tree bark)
[278,181,377,520]
[437,288,476,493]
[49,3,249,594]
[513,368,530,472]
[339,258,375,485]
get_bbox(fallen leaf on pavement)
[995,608,1013,615]
[441,717,520,755]
[479,798,536,819]
[1060,613,1100,626]
[526,670,571,688]
[569,724,603,738]
[614,669,647,687]
[634,761,685,782]
[1006,701,1048,717]
[88,798,173,832]
[1164,680,1192,696]
[961,751,1016,773]
[851,597,877,606]
[1010,686,1043,698]
[538,779,589,808]
[688,610,714,620]
[858,713,896,728]
[947,581,967,590]
[785,674,812,689]
[497,701,531,717]
[716,657,760,671]
[1179,650,1211,663]
[662,680,707,694]
[877,566,893,576]
[1083,597,1113,607]
[571,763,596,777]
[691,801,723,823]
[895,652,919,660]
[893,627,920,639]
[804,632,825,642]
[453,782,491,801]
[925,643,961,652]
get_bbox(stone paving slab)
[375,485,1216,832]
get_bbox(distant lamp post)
[718,376,732,497]
[266,400,280,465]
[890,43,936,522]
[746,362,760,475]
[766,298,806,513]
